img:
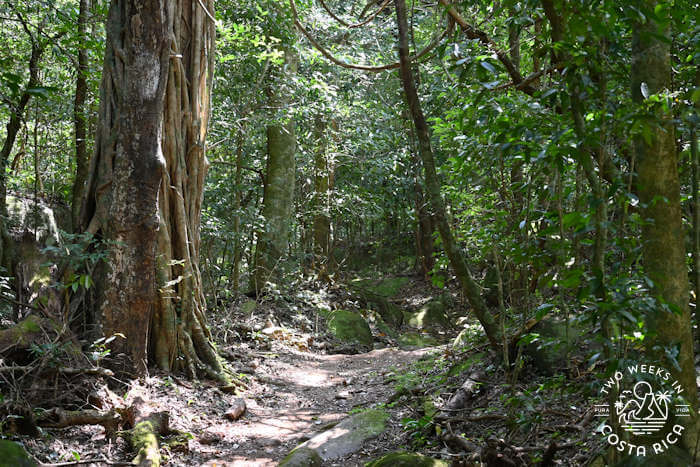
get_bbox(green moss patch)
[353,276,409,298]
[327,310,373,348]
[397,331,439,349]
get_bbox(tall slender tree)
[631,0,699,451]
[394,0,502,352]
[251,48,298,294]
[71,0,90,231]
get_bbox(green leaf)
[535,303,554,320]
[691,88,700,105]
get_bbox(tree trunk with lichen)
[251,50,297,294]
[84,0,224,380]
[631,0,699,452]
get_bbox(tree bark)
[251,50,298,294]
[631,0,699,451]
[691,69,699,334]
[413,153,434,278]
[71,0,90,232]
[394,0,502,352]
[312,114,333,276]
[83,0,170,376]
[84,0,223,379]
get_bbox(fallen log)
[0,366,114,378]
[37,408,121,438]
[129,397,171,467]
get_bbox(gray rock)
[296,409,389,461]
[405,299,449,331]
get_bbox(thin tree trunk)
[232,133,244,295]
[71,0,90,231]
[394,0,502,352]
[312,114,332,277]
[691,68,699,331]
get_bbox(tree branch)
[318,0,391,29]
[291,0,450,72]
[438,0,536,96]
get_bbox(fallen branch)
[37,408,121,436]
[437,371,485,417]
[388,385,425,403]
[441,433,479,452]
[0,365,114,378]
[439,413,508,423]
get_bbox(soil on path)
[195,345,432,466]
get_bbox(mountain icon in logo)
[615,381,670,435]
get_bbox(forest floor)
[16,274,603,466]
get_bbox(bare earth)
[24,343,435,466]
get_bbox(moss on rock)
[327,310,373,349]
[0,440,35,466]
[397,331,439,349]
[279,447,322,467]
[406,299,449,330]
[354,276,409,298]
[298,408,389,460]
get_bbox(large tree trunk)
[84,0,223,379]
[71,0,90,232]
[393,0,502,352]
[251,50,297,294]
[631,0,699,451]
